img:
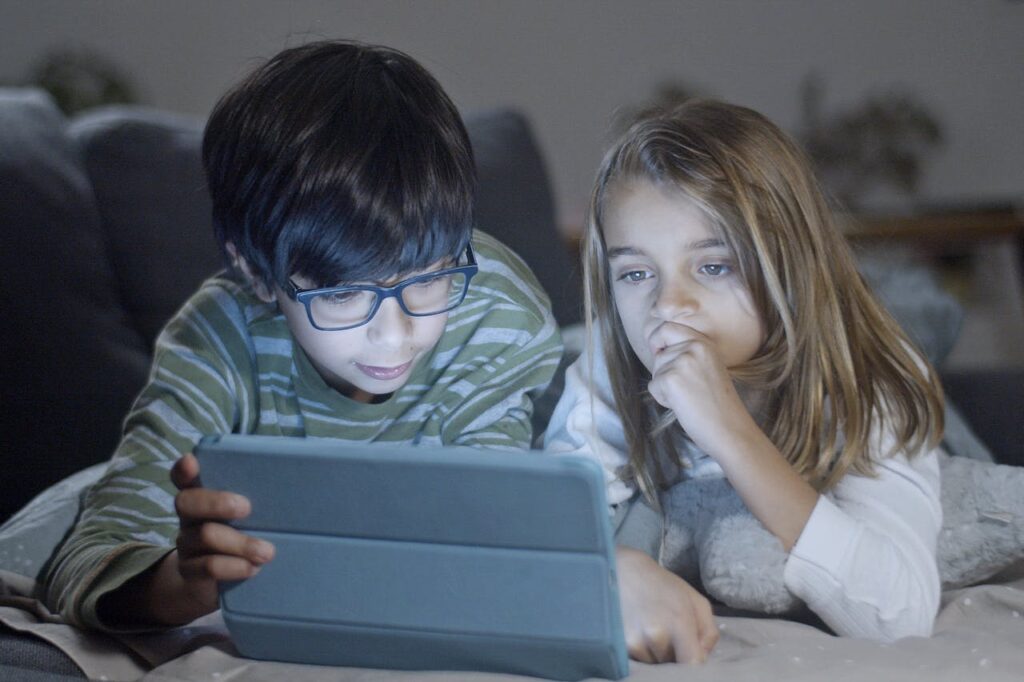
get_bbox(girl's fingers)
[697,602,720,654]
[644,627,675,663]
[666,612,704,663]
[625,633,656,664]
[701,625,720,655]
[649,320,706,353]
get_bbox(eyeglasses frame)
[283,244,478,331]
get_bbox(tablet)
[195,435,628,681]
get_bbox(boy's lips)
[354,359,414,381]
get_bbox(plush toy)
[655,449,1024,616]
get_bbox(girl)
[546,99,945,662]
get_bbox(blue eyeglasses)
[284,244,478,331]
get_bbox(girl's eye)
[618,270,652,283]
[698,263,731,277]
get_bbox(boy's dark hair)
[202,40,476,289]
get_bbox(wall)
[3,0,1022,227]
[3,0,1022,367]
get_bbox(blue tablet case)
[195,435,628,681]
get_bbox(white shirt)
[543,333,943,641]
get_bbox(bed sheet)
[3,568,1022,682]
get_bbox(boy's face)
[273,271,449,403]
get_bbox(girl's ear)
[225,242,276,303]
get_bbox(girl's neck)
[736,382,769,427]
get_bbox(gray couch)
[0,87,1020,678]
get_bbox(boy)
[42,41,562,630]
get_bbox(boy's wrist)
[95,549,210,629]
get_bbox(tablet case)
[195,435,629,681]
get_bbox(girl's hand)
[647,321,758,457]
[616,547,719,663]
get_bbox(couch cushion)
[466,109,581,325]
[69,107,222,348]
[855,244,964,368]
[0,89,151,522]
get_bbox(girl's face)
[602,180,764,375]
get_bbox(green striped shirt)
[43,231,563,630]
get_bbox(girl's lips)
[354,360,414,381]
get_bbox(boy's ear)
[225,242,276,303]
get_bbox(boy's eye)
[320,290,362,306]
[698,263,731,277]
[413,273,451,289]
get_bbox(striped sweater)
[43,231,563,630]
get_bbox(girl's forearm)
[709,423,819,551]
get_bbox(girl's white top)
[544,330,943,642]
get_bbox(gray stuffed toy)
[655,446,1024,616]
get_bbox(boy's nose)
[653,282,699,320]
[366,297,413,348]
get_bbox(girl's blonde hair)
[583,99,944,503]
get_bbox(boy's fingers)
[176,488,251,523]
[171,453,201,490]
[177,522,274,564]
[178,553,261,583]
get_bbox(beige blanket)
[3,567,1023,682]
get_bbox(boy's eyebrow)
[607,238,726,259]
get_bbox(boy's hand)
[616,546,718,664]
[166,453,275,617]
[97,453,276,627]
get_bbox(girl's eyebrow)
[688,238,727,250]
[607,246,643,259]
[607,238,725,259]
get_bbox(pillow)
[0,89,151,522]
[466,109,581,326]
[855,243,964,367]
[69,107,222,348]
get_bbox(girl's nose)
[653,282,699,320]
[366,296,413,349]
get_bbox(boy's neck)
[348,388,392,404]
